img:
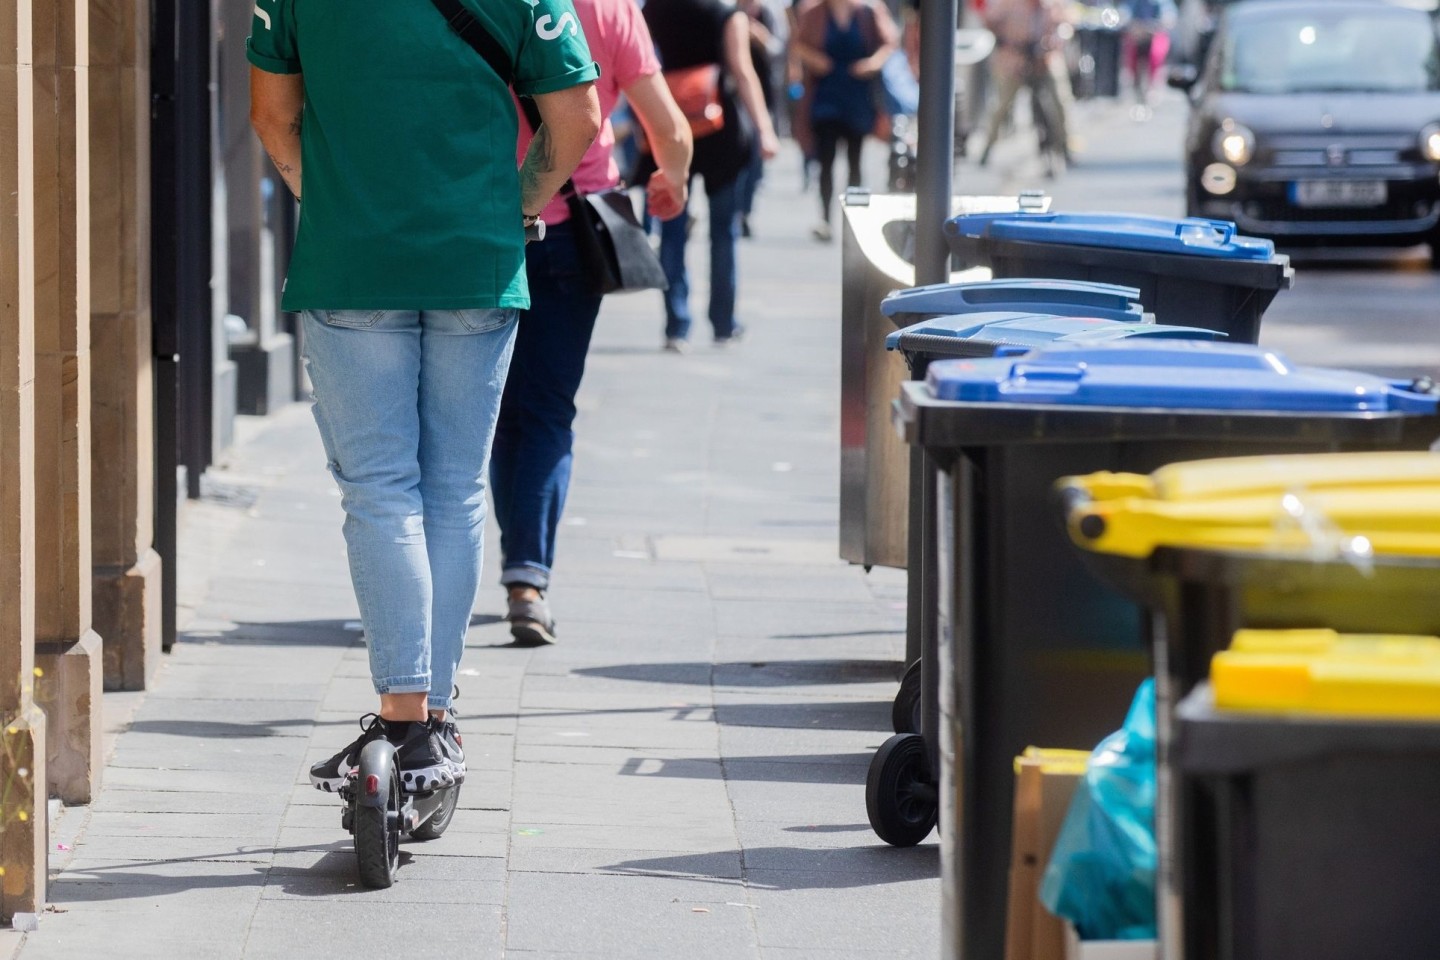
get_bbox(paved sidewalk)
[19,147,939,959]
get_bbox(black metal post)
[913,4,959,957]
[914,0,957,289]
[177,0,214,499]
[915,0,956,785]
[151,0,179,651]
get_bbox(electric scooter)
[339,738,462,888]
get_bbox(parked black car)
[1174,0,1440,261]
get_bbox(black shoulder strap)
[431,0,580,199]
[429,0,515,85]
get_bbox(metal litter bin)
[879,341,1440,960]
[946,212,1294,343]
[840,193,1050,573]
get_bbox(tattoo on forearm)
[288,110,303,136]
[269,154,294,176]
[519,124,557,201]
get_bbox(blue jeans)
[660,175,741,341]
[738,138,764,218]
[301,307,518,711]
[490,222,603,591]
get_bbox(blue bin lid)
[884,312,1220,352]
[880,278,1144,323]
[944,212,1277,262]
[925,340,1440,414]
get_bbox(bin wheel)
[891,660,923,734]
[866,733,938,847]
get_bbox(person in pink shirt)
[491,0,693,645]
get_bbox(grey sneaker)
[431,717,466,784]
[507,593,557,647]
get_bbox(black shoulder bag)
[429,0,668,296]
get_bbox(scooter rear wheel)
[354,751,403,889]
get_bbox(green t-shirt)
[247,0,598,311]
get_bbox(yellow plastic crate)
[1213,629,1440,718]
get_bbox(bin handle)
[1175,219,1235,246]
[1056,483,1094,519]
[1009,362,1085,393]
[1386,376,1440,414]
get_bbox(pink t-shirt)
[516,0,660,224]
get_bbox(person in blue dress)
[791,0,898,241]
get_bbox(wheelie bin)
[945,212,1294,343]
[880,310,1218,735]
[881,341,1440,960]
[1062,452,1440,960]
[874,277,1150,723]
[880,277,1147,329]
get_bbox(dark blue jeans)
[660,175,741,341]
[489,221,604,591]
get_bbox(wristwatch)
[523,212,545,243]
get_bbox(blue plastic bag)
[1038,679,1158,940]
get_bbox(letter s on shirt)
[253,0,273,29]
[535,11,579,40]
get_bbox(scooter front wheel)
[411,784,461,841]
[353,741,403,888]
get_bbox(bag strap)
[429,0,515,84]
[428,0,582,202]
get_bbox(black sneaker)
[391,720,455,794]
[431,714,466,784]
[310,713,388,792]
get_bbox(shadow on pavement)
[123,718,338,738]
[617,753,873,783]
[603,845,938,889]
[45,842,379,904]
[178,619,363,648]
[469,698,891,731]
[573,659,903,687]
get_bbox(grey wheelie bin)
[869,277,1146,677]
[945,212,1294,343]
[876,339,1440,960]
[879,308,1220,735]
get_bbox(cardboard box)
[1063,924,1157,960]
[1004,748,1089,960]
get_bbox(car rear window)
[1219,7,1440,93]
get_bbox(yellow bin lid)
[1060,452,1440,559]
[1214,629,1440,719]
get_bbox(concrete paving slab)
[504,873,758,957]
[240,900,504,958]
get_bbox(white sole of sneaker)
[399,763,455,794]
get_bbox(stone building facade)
[1,0,292,919]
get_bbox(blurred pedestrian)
[1122,0,1176,107]
[791,0,899,242]
[977,0,1071,168]
[491,0,694,646]
[249,0,599,790]
[738,0,785,237]
[642,0,781,351]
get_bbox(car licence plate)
[1290,180,1388,208]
